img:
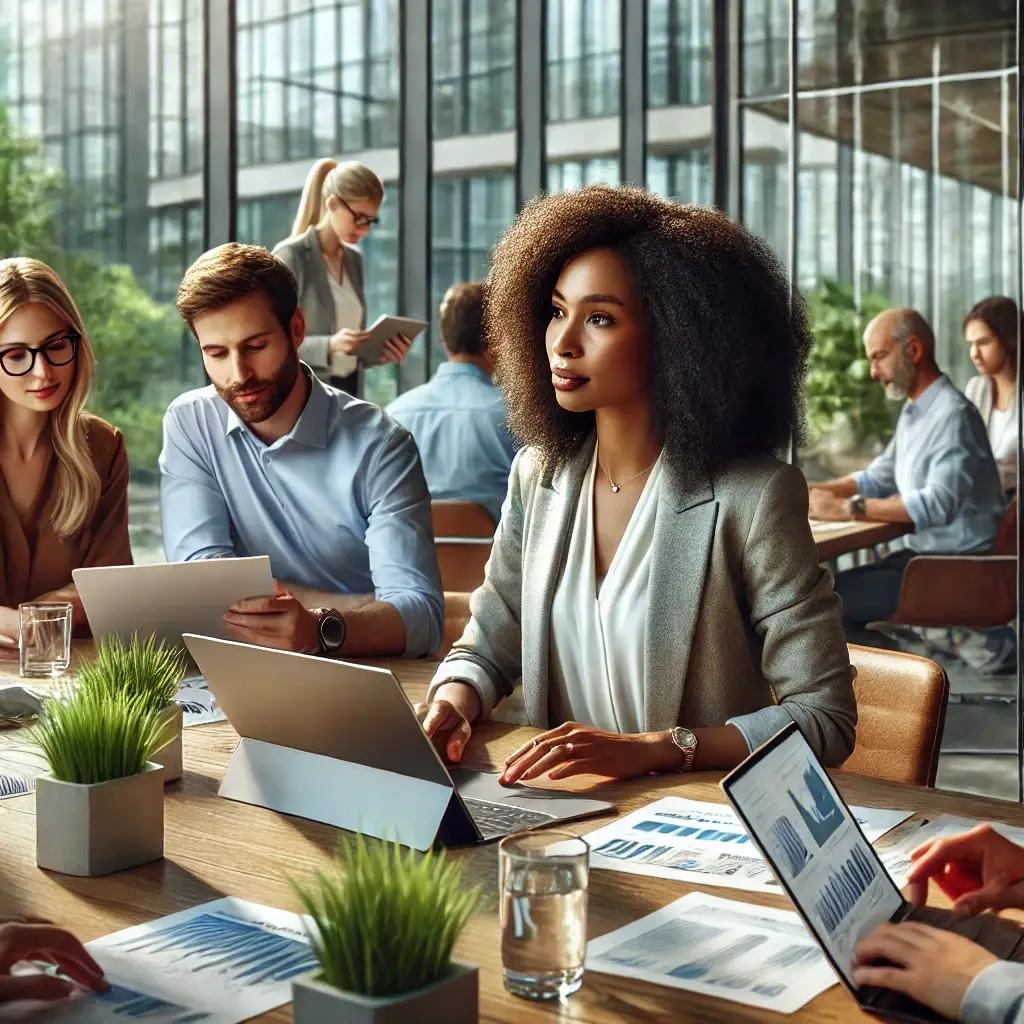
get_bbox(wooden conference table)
[0,647,1019,1023]
[811,520,912,562]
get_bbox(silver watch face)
[319,611,346,650]
[674,727,697,750]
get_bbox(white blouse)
[326,269,363,379]
[547,446,664,734]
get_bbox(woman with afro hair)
[417,185,856,783]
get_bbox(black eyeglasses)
[0,332,80,377]
[339,198,379,229]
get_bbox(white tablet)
[356,314,428,366]
[73,556,274,651]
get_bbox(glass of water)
[18,603,73,680]
[499,831,590,1000]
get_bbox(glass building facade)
[0,0,1018,541]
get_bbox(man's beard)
[216,347,300,424]
[882,352,915,401]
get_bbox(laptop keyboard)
[462,797,558,839]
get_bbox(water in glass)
[18,603,73,679]
[499,832,589,1000]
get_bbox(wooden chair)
[431,501,495,593]
[884,500,1017,629]
[840,644,949,787]
[436,592,472,659]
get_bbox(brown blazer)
[0,414,132,608]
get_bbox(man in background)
[808,307,1005,649]
[387,282,516,525]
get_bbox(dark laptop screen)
[722,724,904,989]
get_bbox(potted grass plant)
[76,634,187,782]
[32,684,169,877]
[291,835,480,1024]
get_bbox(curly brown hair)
[486,185,812,483]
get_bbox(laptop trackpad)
[450,768,612,817]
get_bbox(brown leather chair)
[884,500,1017,628]
[431,501,495,593]
[436,591,472,659]
[840,644,949,787]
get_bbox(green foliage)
[291,835,480,998]
[0,105,187,480]
[31,685,168,785]
[805,278,899,444]
[76,634,186,714]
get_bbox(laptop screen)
[722,724,904,989]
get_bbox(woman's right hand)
[329,328,371,355]
[907,823,1024,913]
[0,921,107,1003]
[414,682,481,763]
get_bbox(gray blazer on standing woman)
[429,436,858,767]
[271,225,366,380]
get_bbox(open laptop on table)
[182,634,614,850]
[722,721,1024,1023]
[73,557,274,651]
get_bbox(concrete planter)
[154,704,183,783]
[292,963,478,1024]
[36,763,164,876]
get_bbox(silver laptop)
[722,722,1024,1022]
[73,557,274,651]
[182,634,614,845]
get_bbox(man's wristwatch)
[669,727,699,773]
[848,494,867,520]
[311,608,346,656]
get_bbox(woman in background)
[0,258,131,653]
[273,158,410,395]
[964,296,1018,495]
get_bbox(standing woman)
[416,186,856,780]
[272,159,410,394]
[0,258,131,652]
[963,296,1019,495]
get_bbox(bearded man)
[159,243,442,658]
[808,307,1005,649]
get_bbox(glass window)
[547,0,621,123]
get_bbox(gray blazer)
[272,226,366,376]
[432,437,857,767]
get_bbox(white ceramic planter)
[154,704,183,783]
[292,963,478,1024]
[36,762,164,877]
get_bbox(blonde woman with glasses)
[0,258,131,654]
[272,158,411,395]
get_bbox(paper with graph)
[587,892,837,1013]
[0,730,49,800]
[49,897,317,1022]
[583,797,911,894]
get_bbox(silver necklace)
[598,458,658,493]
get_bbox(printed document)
[587,891,838,1014]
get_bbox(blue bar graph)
[90,982,209,1020]
[633,820,750,845]
[769,815,811,877]
[814,846,878,934]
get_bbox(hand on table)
[414,682,481,763]
[222,582,320,654]
[0,920,107,1003]
[808,489,849,522]
[499,722,671,786]
[852,921,995,1020]
[906,823,1024,913]
[0,606,17,661]
[379,333,412,364]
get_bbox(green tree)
[0,106,185,480]
[805,278,899,445]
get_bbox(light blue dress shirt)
[854,375,1006,554]
[158,368,443,657]
[386,362,516,525]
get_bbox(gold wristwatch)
[669,727,698,773]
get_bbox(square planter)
[154,704,183,783]
[292,963,478,1024]
[36,762,164,877]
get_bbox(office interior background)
[0,2,1020,788]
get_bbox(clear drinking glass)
[18,603,73,679]
[499,831,590,1000]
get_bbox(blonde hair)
[0,258,100,538]
[291,158,385,237]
